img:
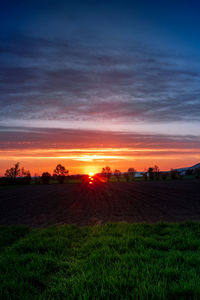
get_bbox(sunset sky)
[0,0,200,175]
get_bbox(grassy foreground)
[1,223,200,299]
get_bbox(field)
[1,222,200,299]
[0,180,200,226]
[1,180,200,299]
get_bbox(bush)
[41,172,51,184]
[170,169,180,180]
[161,172,168,181]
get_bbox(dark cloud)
[0,35,200,123]
[0,126,200,151]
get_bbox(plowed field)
[0,180,200,226]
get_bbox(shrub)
[170,169,180,180]
[161,172,168,181]
[41,172,51,184]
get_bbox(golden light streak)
[0,147,200,176]
[0,147,200,155]
[0,147,200,161]
[0,155,128,161]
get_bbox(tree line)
[0,162,199,186]
[101,165,200,182]
[0,163,69,186]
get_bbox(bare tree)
[53,164,69,184]
[20,167,31,184]
[154,165,160,180]
[5,162,20,180]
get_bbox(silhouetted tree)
[114,169,121,182]
[148,167,154,180]
[4,162,31,185]
[41,172,51,184]
[5,162,20,182]
[128,167,137,181]
[53,164,69,184]
[102,166,112,182]
[20,167,31,184]
[147,165,160,180]
[154,165,160,180]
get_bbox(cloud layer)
[1,35,200,124]
[0,126,200,151]
[0,126,199,174]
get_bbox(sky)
[0,0,200,175]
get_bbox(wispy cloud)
[1,35,200,124]
[0,126,200,151]
[0,127,199,174]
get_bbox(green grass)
[1,222,200,299]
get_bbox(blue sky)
[0,0,200,173]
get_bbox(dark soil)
[0,180,200,227]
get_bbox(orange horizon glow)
[0,145,200,176]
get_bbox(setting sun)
[89,172,94,176]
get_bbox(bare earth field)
[0,180,200,227]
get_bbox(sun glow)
[0,146,200,176]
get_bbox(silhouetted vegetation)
[142,172,148,181]
[185,167,200,179]
[147,165,161,180]
[114,169,121,182]
[124,172,130,182]
[101,166,112,182]
[194,167,200,179]
[0,162,199,187]
[148,167,154,180]
[128,167,137,181]
[170,169,180,180]
[41,172,51,184]
[4,162,21,181]
[0,162,31,186]
[161,172,168,181]
[53,164,69,184]
[154,165,160,180]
